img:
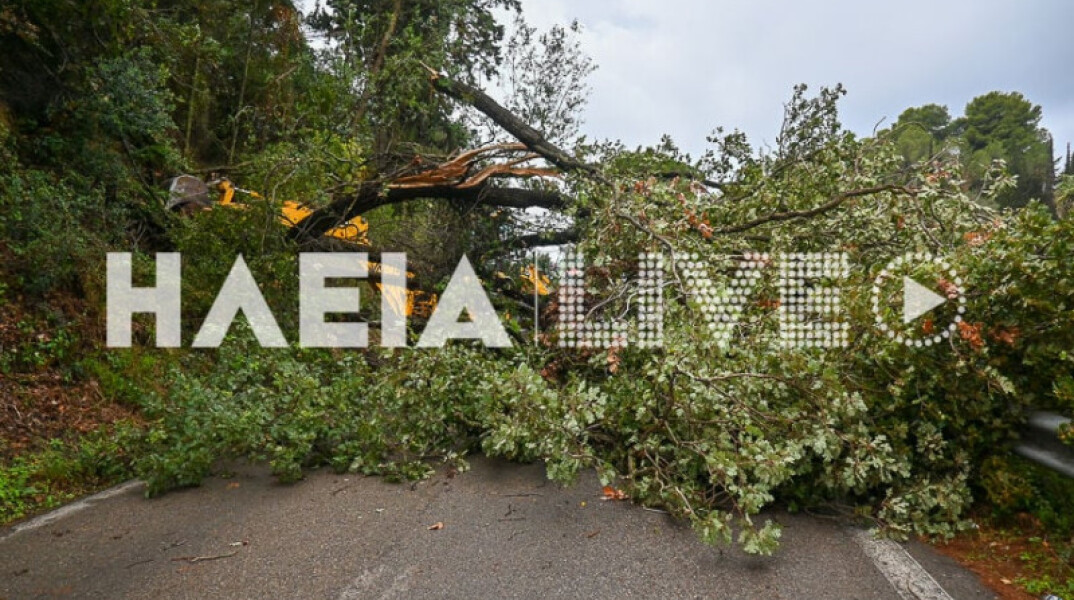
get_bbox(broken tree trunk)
[290,141,571,242]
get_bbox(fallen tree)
[135,79,1074,557]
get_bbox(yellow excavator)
[165,172,550,319]
[165,175,438,318]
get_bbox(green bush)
[0,460,38,523]
[167,199,301,340]
[128,333,541,494]
[0,424,139,524]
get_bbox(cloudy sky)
[514,0,1074,160]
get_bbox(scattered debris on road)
[601,486,628,501]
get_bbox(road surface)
[0,457,995,599]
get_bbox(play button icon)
[902,277,946,324]
[872,252,968,348]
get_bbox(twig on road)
[170,550,239,564]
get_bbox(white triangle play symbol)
[902,276,946,324]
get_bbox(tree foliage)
[886,92,1056,211]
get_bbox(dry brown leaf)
[601,486,628,501]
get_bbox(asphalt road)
[0,457,996,600]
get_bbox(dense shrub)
[129,338,543,493]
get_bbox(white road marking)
[337,564,416,600]
[337,565,388,600]
[0,480,144,542]
[852,528,955,600]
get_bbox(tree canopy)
[887,92,1055,211]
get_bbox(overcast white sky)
[514,0,1074,160]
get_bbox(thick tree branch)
[471,186,567,209]
[470,228,579,261]
[291,141,571,240]
[290,182,570,242]
[713,184,914,235]
[290,183,383,242]
[424,67,599,177]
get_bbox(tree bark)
[289,182,569,242]
[425,70,598,177]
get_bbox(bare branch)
[713,184,914,235]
